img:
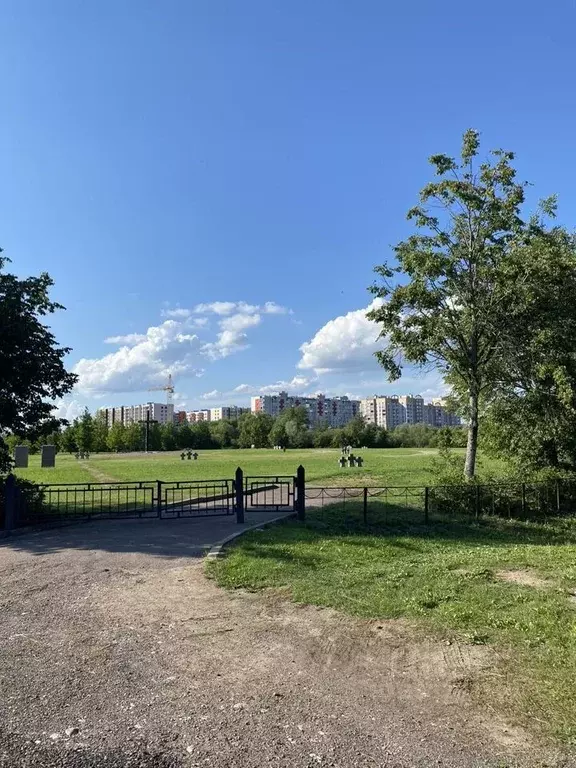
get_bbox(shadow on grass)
[233,501,576,555]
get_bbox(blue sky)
[2,0,576,419]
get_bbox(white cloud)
[193,300,290,317]
[74,319,204,394]
[52,399,86,422]
[193,301,249,316]
[298,299,384,374]
[201,312,262,361]
[200,389,221,401]
[73,298,290,395]
[263,301,289,315]
[162,308,191,319]
[104,333,147,346]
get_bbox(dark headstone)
[193,452,198,460]
[356,456,363,467]
[338,457,346,468]
[41,445,56,468]
[14,446,29,468]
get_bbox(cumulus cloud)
[162,308,191,319]
[104,333,147,346]
[298,299,384,374]
[74,319,204,394]
[73,298,290,395]
[52,399,86,422]
[201,312,261,360]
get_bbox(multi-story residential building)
[360,394,461,430]
[251,392,360,428]
[98,402,174,427]
[186,409,211,423]
[210,406,249,422]
[398,395,424,424]
[423,399,461,427]
[361,396,406,430]
[173,410,187,424]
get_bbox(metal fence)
[305,479,576,527]
[3,468,576,533]
[161,479,235,518]
[1,468,301,530]
[244,475,295,511]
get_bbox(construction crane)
[148,373,175,405]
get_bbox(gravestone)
[348,455,356,467]
[14,445,29,468]
[41,444,56,468]
[356,456,364,468]
[338,456,346,468]
[192,452,198,460]
[180,452,186,460]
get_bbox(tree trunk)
[464,391,479,479]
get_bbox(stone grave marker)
[41,444,56,468]
[14,445,29,468]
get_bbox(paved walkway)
[0,516,572,767]
[2,509,290,559]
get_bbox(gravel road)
[0,519,572,767]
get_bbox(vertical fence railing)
[4,473,576,533]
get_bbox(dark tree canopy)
[0,249,77,472]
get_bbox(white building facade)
[98,402,174,427]
[210,406,250,421]
[360,394,461,430]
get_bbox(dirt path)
[79,460,119,484]
[0,522,572,768]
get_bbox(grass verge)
[208,503,576,744]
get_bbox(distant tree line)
[5,406,468,455]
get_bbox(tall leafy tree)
[0,249,77,472]
[482,229,576,473]
[75,409,95,453]
[368,130,553,478]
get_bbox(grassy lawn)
[209,504,576,743]
[14,447,506,486]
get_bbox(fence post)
[363,487,368,525]
[424,486,429,524]
[156,480,162,518]
[3,474,16,532]
[296,465,305,522]
[235,467,245,524]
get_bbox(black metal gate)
[160,479,235,518]
[243,475,296,512]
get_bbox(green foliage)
[238,412,274,448]
[479,229,576,476]
[389,424,466,449]
[0,249,77,473]
[75,409,95,453]
[368,130,555,478]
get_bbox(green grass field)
[14,447,505,487]
[210,505,576,743]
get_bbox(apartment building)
[186,409,211,423]
[251,391,360,428]
[360,394,461,430]
[398,395,424,424]
[210,406,249,422]
[98,402,174,427]
[361,396,405,431]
